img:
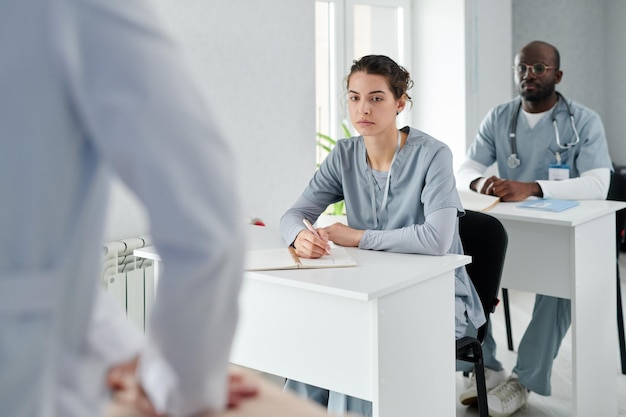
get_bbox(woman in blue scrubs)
[280,55,485,416]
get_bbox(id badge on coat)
[549,163,570,181]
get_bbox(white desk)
[485,200,625,417]
[135,225,470,417]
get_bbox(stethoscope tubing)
[507,92,581,169]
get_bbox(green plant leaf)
[341,123,351,138]
[316,124,350,216]
[332,200,345,215]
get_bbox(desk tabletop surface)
[135,225,470,301]
[486,199,625,226]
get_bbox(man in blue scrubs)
[457,40,612,417]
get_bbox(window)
[316,0,411,163]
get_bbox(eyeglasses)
[513,63,557,76]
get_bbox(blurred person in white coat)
[0,0,256,416]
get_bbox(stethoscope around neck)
[507,91,581,169]
[368,130,401,228]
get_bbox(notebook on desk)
[517,198,580,212]
[458,189,500,212]
[244,245,357,271]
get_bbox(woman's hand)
[293,229,331,258]
[321,223,364,248]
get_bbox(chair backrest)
[459,210,508,341]
[607,169,626,254]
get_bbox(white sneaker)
[487,375,529,417]
[459,368,507,405]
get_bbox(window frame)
[316,0,412,149]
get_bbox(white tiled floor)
[456,254,626,417]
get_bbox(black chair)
[608,170,626,374]
[500,170,626,374]
[457,210,508,417]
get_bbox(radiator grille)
[101,236,154,332]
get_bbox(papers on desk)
[458,190,500,212]
[244,245,357,271]
[517,198,580,212]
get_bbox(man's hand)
[226,371,259,408]
[107,357,161,417]
[107,359,259,416]
[479,176,542,202]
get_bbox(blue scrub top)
[468,96,613,182]
[287,126,486,330]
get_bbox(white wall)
[464,0,512,152]
[103,181,148,243]
[150,0,316,229]
[104,0,316,242]
[410,0,511,172]
[411,0,466,171]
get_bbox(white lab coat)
[0,1,244,416]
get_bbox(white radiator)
[101,236,154,332]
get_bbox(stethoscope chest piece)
[508,153,521,169]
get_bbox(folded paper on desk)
[245,246,357,271]
[458,190,500,212]
[517,199,579,212]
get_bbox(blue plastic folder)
[517,199,580,212]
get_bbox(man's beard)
[519,82,555,102]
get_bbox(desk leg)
[571,215,617,417]
[373,271,455,417]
